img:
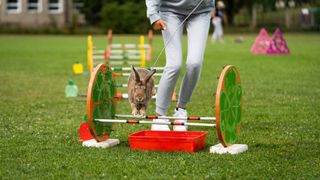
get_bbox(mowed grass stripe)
[0,34,319,179]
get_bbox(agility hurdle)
[105,30,153,68]
[87,30,153,76]
[83,63,243,147]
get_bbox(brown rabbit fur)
[128,66,157,115]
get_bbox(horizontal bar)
[114,73,163,77]
[127,55,141,59]
[115,114,216,121]
[109,55,124,59]
[109,50,144,55]
[109,61,127,65]
[110,50,124,54]
[95,119,216,127]
[126,50,140,54]
[109,61,141,65]
[108,56,140,60]
[110,44,150,49]
[76,93,157,99]
[111,44,122,48]
[93,55,105,59]
[93,50,105,54]
[124,44,136,48]
[115,93,156,99]
[116,84,159,88]
[127,61,141,65]
[111,67,164,71]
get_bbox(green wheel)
[215,65,242,147]
[86,64,117,142]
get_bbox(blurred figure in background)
[211,1,225,44]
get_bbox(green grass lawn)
[0,33,319,179]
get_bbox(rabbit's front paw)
[140,109,146,116]
[132,109,138,115]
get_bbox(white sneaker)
[151,119,170,131]
[173,108,188,131]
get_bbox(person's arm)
[146,0,167,31]
[211,10,216,18]
[146,0,161,24]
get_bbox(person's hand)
[152,19,167,31]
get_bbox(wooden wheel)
[86,64,117,142]
[215,65,242,147]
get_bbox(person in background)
[211,1,225,44]
[145,0,215,131]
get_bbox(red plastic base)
[78,122,93,142]
[129,130,207,153]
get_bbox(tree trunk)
[285,8,291,29]
[225,0,235,25]
[250,6,257,30]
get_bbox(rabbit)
[128,66,157,115]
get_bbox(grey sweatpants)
[156,11,211,115]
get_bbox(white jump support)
[116,93,156,99]
[95,119,216,127]
[111,67,165,71]
[116,84,159,88]
[114,73,163,77]
[114,114,216,121]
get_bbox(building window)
[6,0,21,13]
[28,0,42,13]
[48,0,63,14]
[73,0,83,12]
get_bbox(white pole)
[114,114,216,121]
[95,119,216,127]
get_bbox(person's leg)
[155,11,184,116]
[217,20,224,43]
[173,12,211,131]
[152,12,184,131]
[211,19,218,43]
[178,12,211,108]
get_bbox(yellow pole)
[139,35,146,68]
[87,35,93,76]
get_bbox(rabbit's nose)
[137,97,144,102]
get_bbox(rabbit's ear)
[132,66,140,82]
[144,69,156,83]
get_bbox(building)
[0,0,84,29]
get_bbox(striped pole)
[112,67,165,71]
[116,93,156,99]
[114,72,163,77]
[95,119,216,127]
[116,83,159,88]
[114,114,216,121]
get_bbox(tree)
[81,0,104,25]
[99,0,149,33]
